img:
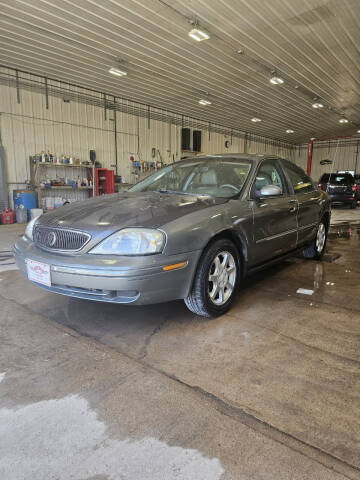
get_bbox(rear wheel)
[185,239,240,317]
[302,220,328,260]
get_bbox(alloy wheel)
[208,251,236,306]
[316,223,326,253]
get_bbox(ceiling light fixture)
[286,129,294,133]
[269,75,284,85]
[251,117,261,122]
[339,118,349,124]
[199,99,212,106]
[312,102,324,109]
[109,67,127,77]
[357,130,360,133]
[188,28,210,42]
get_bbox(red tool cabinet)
[89,168,115,197]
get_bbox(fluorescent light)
[269,76,284,85]
[357,130,360,133]
[251,117,261,122]
[339,118,349,124]
[109,67,127,77]
[286,129,294,133]
[312,102,324,108]
[199,99,212,105]
[188,28,210,41]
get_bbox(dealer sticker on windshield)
[26,259,51,287]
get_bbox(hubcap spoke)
[210,284,219,299]
[218,287,224,303]
[214,256,221,272]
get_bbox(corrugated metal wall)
[0,75,296,206]
[0,77,117,186]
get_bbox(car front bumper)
[14,236,202,305]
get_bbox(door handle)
[288,199,297,213]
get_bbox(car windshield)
[321,173,353,184]
[129,158,252,198]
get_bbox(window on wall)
[282,160,315,194]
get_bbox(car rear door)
[281,159,321,246]
[249,158,298,265]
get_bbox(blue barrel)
[13,190,37,220]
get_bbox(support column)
[307,139,314,175]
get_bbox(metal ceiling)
[0,0,359,144]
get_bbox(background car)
[318,172,358,208]
[14,154,331,318]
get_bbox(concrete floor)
[1,208,360,480]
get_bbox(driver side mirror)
[259,184,282,197]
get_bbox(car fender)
[161,200,253,264]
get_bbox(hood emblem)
[47,231,57,247]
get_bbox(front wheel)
[302,220,328,260]
[185,239,240,317]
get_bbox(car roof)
[183,153,282,163]
[321,172,353,176]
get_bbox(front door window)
[252,160,286,197]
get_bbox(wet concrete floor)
[1,208,360,479]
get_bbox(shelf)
[38,186,92,190]
[181,150,203,153]
[35,162,93,169]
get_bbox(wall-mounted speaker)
[193,130,202,152]
[90,150,96,164]
[181,128,190,151]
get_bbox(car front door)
[249,158,298,266]
[281,159,321,246]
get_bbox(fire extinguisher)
[1,208,15,224]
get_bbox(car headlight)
[24,217,40,241]
[89,228,165,255]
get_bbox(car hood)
[37,192,226,233]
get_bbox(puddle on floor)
[329,222,360,240]
[0,393,224,480]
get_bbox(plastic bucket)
[30,208,43,220]
[15,207,28,224]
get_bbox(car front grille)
[34,225,91,251]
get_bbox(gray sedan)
[14,154,331,317]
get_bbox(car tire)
[184,239,240,318]
[302,220,328,260]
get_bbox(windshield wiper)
[156,189,198,196]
